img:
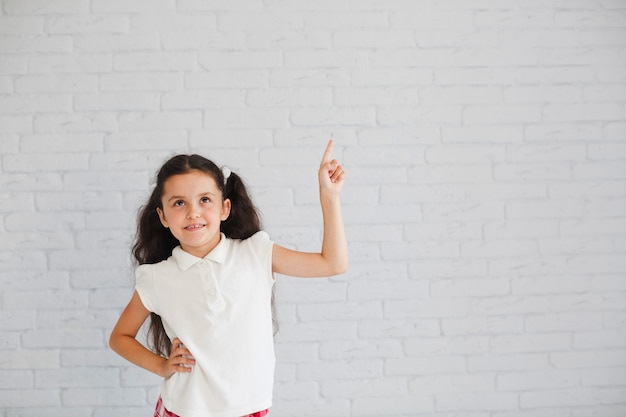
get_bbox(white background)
[1,0,625,416]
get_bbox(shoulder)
[135,256,175,280]
[248,230,272,245]
[227,231,273,263]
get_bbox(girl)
[109,141,347,417]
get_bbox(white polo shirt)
[135,231,275,417]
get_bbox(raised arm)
[272,140,348,278]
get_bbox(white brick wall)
[1,0,625,415]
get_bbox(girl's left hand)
[319,140,345,195]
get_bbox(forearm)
[320,190,348,275]
[110,334,167,378]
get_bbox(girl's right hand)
[162,338,195,378]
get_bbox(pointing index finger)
[321,139,334,165]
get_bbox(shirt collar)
[171,233,229,271]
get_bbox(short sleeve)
[247,231,274,283]
[134,264,157,313]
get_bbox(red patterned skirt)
[154,396,269,417]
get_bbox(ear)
[221,198,231,221]
[156,207,169,228]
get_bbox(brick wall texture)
[1,0,626,416]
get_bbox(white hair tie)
[221,166,231,185]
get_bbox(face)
[156,170,231,258]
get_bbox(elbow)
[108,332,117,351]
[109,330,122,353]
[330,260,348,276]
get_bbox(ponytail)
[221,172,261,239]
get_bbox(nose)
[186,204,200,219]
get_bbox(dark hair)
[132,154,262,357]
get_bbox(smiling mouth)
[184,224,206,231]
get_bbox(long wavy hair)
[132,154,264,357]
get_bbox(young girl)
[109,141,347,417]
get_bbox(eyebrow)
[167,192,216,202]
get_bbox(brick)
[521,388,622,408]
[298,301,382,322]
[305,12,387,29]
[464,104,542,124]
[422,201,504,221]
[392,10,474,29]
[385,298,470,319]
[442,125,524,143]
[75,34,159,52]
[92,0,174,13]
[290,106,375,126]
[491,333,572,354]
[3,152,88,172]
[277,321,356,342]
[46,15,129,34]
[431,278,509,298]
[0,370,32,389]
[273,380,319,400]
[0,114,32,134]
[526,312,604,333]
[352,68,433,86]
[0,35,71,53]
[468,353,550,372]
[298,359,382,380]
[410,373,495,395]
[426,145,506,164]
[61,388,147,406]
[0,311,35,330]
[74,93,160,111]
[0,16,44,34]
[269,69,350,87]
[29,53,112,73]
[247,31,330,50]
[319,339,402,360]
[352,395,434,416]
[386,356,465,375]
[348,280,428,301]
[333,30,415,48]
[101,73,181,93]
[247,88,331,107]
[551,350,626,369]
[35,367,118,388]
[199,51,282,69]
[284,50,368,68]
[404,336,489,356]
[105,131,188,151]
[204,108,289,129]
[581,367,626,387]
[358,319,441,339]
[3,0,88,14]
[114,51,196,71]
[437,392,518,411]
[470,295,550,316]
[0,389,59,407]
[320,377,408,398]
[13,407,103,417]
[177,0,263,11]
[118,111,202,131]
[187,69,268,88]
[442,316,524,336]
[574,331,626,349]
[120,367,161,387]
[417,29,500,48]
